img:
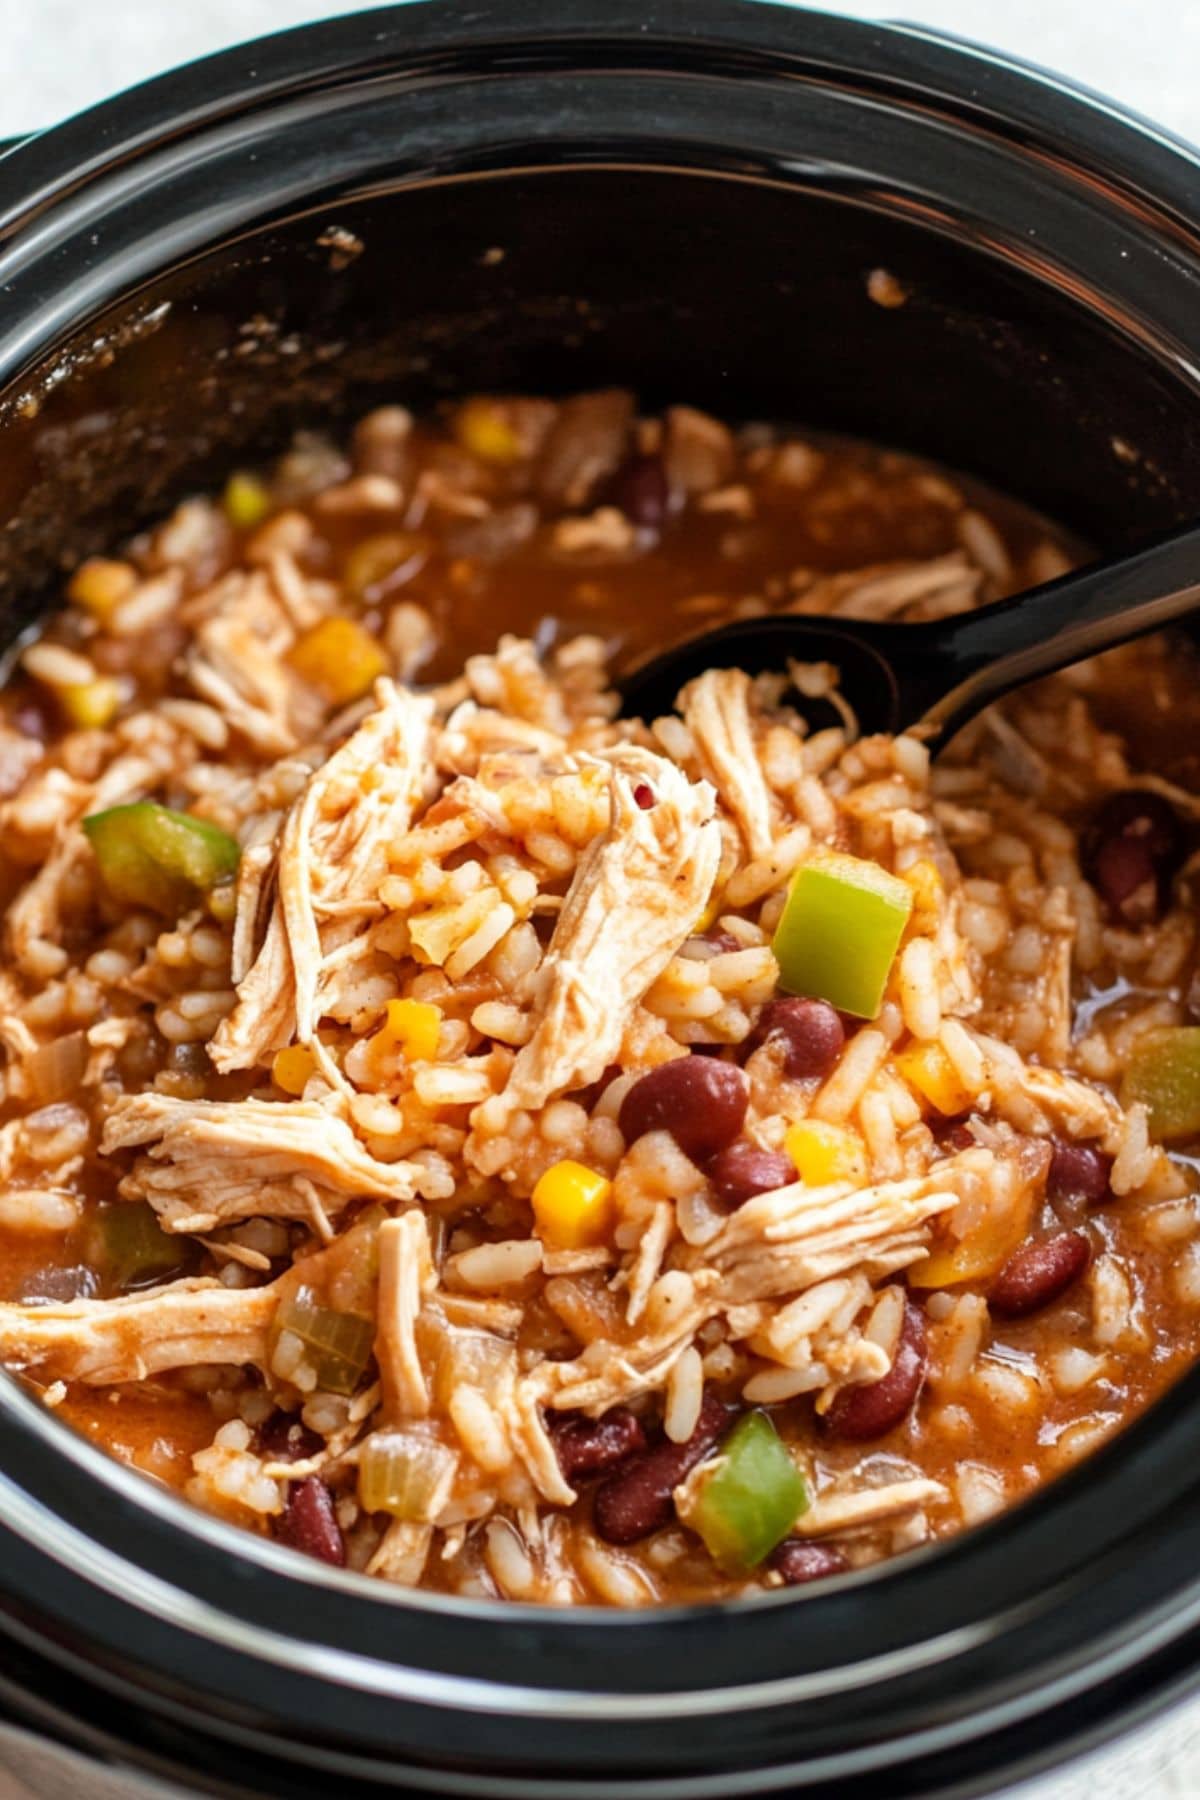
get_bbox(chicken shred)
[375,1211,435,1422]
[0,1278,277,1384]
[210,680,435,1072]
[101,1092,421,1233]
[366,1518,434,1584]
[185,570,312,757]
[706,1175,958,1306]
[527,1176,957,1422]
[681,668,776,859]
[472,748,719,1137]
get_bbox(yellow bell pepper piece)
[67,557,137,624]
[272,1045,318,1096]
[223,471,272,531]
[895,1040,974,1118]
[903,858,945,934]
[910,1188,1036,1289]
[373,998,442,1063]
[784,1120,868,1186]
[455,398,523,465]
[531,1160,615,1249]
[59,678,122,729]
[695,889,726,933]
[288,616,388,706]
[904,858,944,908]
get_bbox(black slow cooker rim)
[3,0,1200,379]
[3,0,1200,223]
[3,3,1200,1793]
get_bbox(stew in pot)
[0,393,1196,1605]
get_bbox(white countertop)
[4,0,1200,144]
[2,1,1200,1796]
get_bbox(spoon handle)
[912,520,1200,740]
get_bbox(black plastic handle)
[908,518,1200,739]
[618,518,1200,742]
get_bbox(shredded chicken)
[530,1271,719,1417]
[366,1518,434,1584]
[465,635,572,735]
[185,570,311,756]
[682,669,776,858]
[788,554,982,624]
[102,1092,421,1233]
[795,1478,947,1536]
[375,1211,434,1421]
[529,1175,956,1422]
[504,1382,576,1508]
[0,1278,276,1384]
[229,817,287,986]
[474,749,719,1133]
[436,700,571,773]
[211,680,435,1071]
[703,1175,958,1305]
[977,1038,1126,1141]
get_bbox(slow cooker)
[2,3,1200,1793]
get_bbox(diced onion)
[358,1430,456,1520]
[27,1031,87,1104]
[433,1330,513,1408]
[274,1286,375,1395]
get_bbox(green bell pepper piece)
[83,801,239,917]
[84,1202,194,1292]
[771,850,912,1019]
[681,1410,808,1573]
[1121,1027,1200,1140]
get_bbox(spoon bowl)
[618,520,1200,746]
[618,614,906,734]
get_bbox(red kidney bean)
[931,1114,975,1155]
[707,1141,796,1210]
[257,1411,325,1464]
[1091,836,1159,925]
[769,1539,849,1586]
[610,452,670,529]
[824,1301,927,1442]
[632,782,656,809]
[1093,788,1182,860]
[618,1058,748,1163]
[550,1407,647,1483]
[988,1230,1090,1318]
[593,1390,731,1544]
[277,1476,345,1567]
[745,998,845,1081]
[1047,1141,1113,1205]
[1083,788,1183,924]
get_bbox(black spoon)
[618,520,1200,746]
